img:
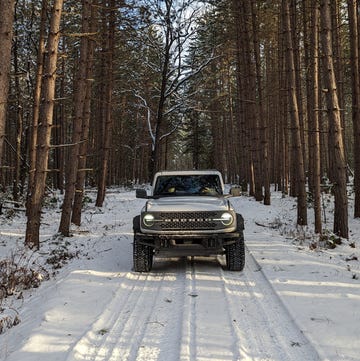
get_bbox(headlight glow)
[143,213,155,227]
[220,212,233,226]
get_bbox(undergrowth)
[0,250,49,334]
[271,216,355,251]
[0,239,80,334]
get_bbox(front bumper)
[134,231,241,257]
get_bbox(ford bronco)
[133,170,245,272]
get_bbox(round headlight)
[143,213,155,227]
[220,212,233,226]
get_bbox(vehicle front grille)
[159,212,217,230]
[148,211,227,231]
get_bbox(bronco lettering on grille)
[156,211,220,230]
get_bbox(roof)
[154,170,222,177]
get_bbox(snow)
[0,188,359,361]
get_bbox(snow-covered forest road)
[63,252,319,361]
[1,190,359,360]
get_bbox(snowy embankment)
[0,189,359,361]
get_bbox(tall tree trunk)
[54,38,66,192]
[28,0,48,197]
[59,0,93,235]
[331,0,347,173]
[291,0,307,183]
[278,11,290,195]
[12,7,23,203]
[240,0,262,201]
[96,0,115,207]
[309,0,322,234]
[72,3,96,226]
[320,0,348,238]
[25,0,63,248]
[251,0,270,205]
[348,0,360,218]
[232,0,250,191]
[283,0,307,225]
[0,0,16,188]
[149,2,172,179]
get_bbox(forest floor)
[0,187,359,360]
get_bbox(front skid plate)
[135,232,240,253]
[155,249,225,257]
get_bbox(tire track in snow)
[133,258,188,361]
[65,260,189,361]
[96,272,165,361]
[218,247,321,360]
[65,249,321,361]
[177,249,321,361]
[179,257,197,361]
[180,257,241,361]
[65,271,163,360]
[219,254,277,360]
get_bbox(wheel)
[225,234,245,271]
[133,215,141,232]
[225,214,245,271]
[133,236,153,272]
[133,216,153,272]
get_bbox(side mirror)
[136,189,148,199]
[229,186,241,197]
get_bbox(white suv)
[133,170,245,272]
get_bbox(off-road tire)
[225,235,245,271]
[133,215,153,272]
[133,236,153,272]
[133,215,141,233]
[225,214,245,271]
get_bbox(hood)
[145,196,231,212]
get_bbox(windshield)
[153,174,223,197]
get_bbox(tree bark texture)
[149,1,172,179]
[251,1,271,205]
[72,3,96,226]
[28,0,48,196]
[0,0,16,188]
[320,0,348,238]
[25,0,64,248]
[96,0,115,207]
[232,0,248,188]
[59,0,93,235]
[283,0,308,226]
[348,0,360,218]
[309,0,322,234]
